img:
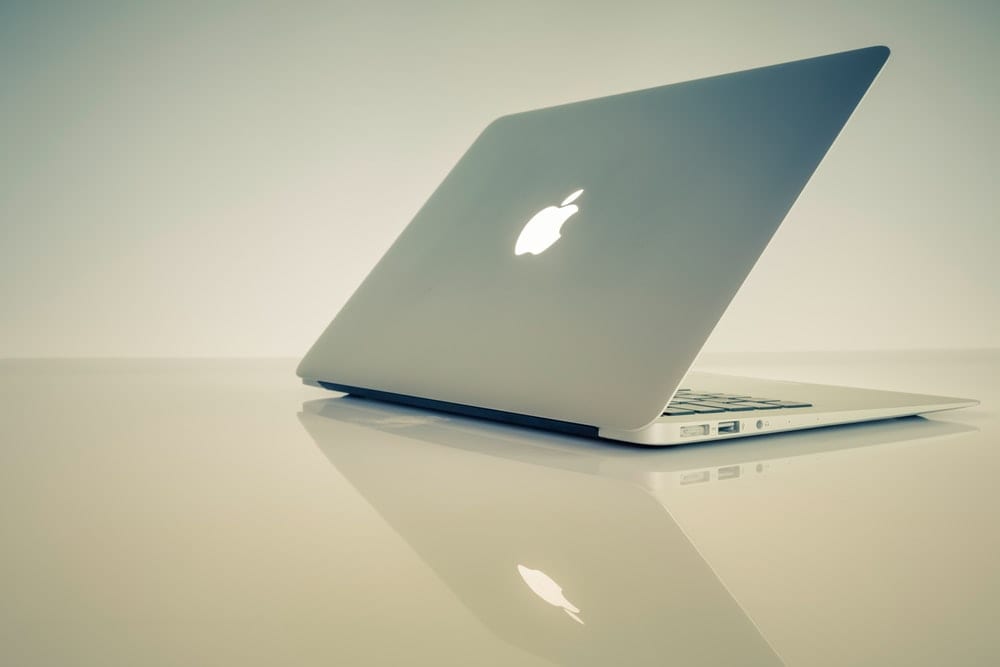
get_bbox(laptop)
[299,397,975,664]
[298,45,977,445]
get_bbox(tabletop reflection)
[300,396,972,666]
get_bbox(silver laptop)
[298,45,977,445]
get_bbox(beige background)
[1,1,996,357]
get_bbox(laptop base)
[306,372,976,447]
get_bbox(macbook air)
[298,45,977,445]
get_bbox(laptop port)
[718,420,740,434]
[718,465,741,480]
[680,424,710,438]
[679,470,711,485]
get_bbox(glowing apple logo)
[517,564,584,624]
[514,189,584,256]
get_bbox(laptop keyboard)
[662,388,812,416]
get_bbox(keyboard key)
[662,408,696,416]
[686,400,756,411]
[671,402,726,413]
[671,388,813,413]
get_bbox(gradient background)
[2,1,996,358]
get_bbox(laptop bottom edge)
[306,378,975,447]
[315,381,600,439]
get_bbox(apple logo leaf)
[561,189,584,207]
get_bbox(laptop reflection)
[300,397,791,666]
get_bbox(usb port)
[718,465,741,480]
[717,420,740,434]
[680,424,710,438]
[680,470,711,485]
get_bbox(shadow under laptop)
[299,397,975,667]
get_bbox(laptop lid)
[298,46,890,431]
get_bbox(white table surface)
[1,351,996,666]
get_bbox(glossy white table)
[1,352,996,666]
